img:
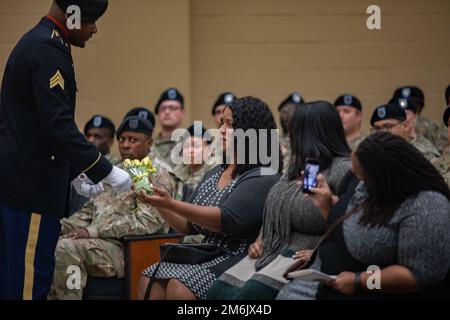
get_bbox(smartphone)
[302,158,320,194]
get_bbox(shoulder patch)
[50,70,65,90]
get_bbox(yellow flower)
[123,159,132,167]
[133,159,141,166]
[141,157,150,166]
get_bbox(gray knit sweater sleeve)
[397,191,450,286]
[344,189,450,287]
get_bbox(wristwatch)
[354,272,363,293]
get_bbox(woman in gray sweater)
[278,132,450,299]
[206,101,352,300]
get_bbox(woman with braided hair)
[278,132,450,300]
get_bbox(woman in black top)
[136,96,282,300]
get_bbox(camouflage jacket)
[443,145,449,156]
[410,134,441,162]
[432,155,450,188]
[416,116,448,153]
[60,159,177,239]
[149,133,178,170]
[173,161,216,200]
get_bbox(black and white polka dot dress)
[142,167,252,299]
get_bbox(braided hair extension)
[355,131,450,227]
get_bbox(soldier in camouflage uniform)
[173,124,218,200]
[432,107,450,187]
[410,133,441,162]
[48,116,176,300]
[150,88,186,169]
[278,92,305,173]
[391,96,441,161]
[391,85,448,153]
[433,156,450,188]
[120,107,178,182]
[172,124,218,244]
[371,103,440,162]
[334,94,366,150]
[416,115,447,153]
[84,115,120,165]
[173,162,216,201]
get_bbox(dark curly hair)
[288,100,350,181]
[225,96,283,178]
[355,131,450,227]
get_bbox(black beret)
[55,0,108,22]
[155,88,184,114]
[84,115,115,136]
[124,107,155,128]
[334,94,362,111]
[392,86,424,106]
[212,92,236,115]
[388,96,417,113]
[185,123,212,144]
[116,116,153,138]
[278,92,305,111]
[370,104,406,127]
[443,107,450,127]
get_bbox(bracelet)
[354,272,363,293]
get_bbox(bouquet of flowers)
[123,157,158,195]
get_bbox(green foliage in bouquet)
[123,157,157,195]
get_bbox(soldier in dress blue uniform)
[0,0,132,300]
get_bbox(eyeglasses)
[371,121,403,132]
[159,105,182,113]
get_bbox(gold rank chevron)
[49,70,65,90]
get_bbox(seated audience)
[277,132,450,300]
[206,100,351,300]
[48,116,177,300]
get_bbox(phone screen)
[303,160,320,193]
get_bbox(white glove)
[101,166,132,193]
[72,174,105,198]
